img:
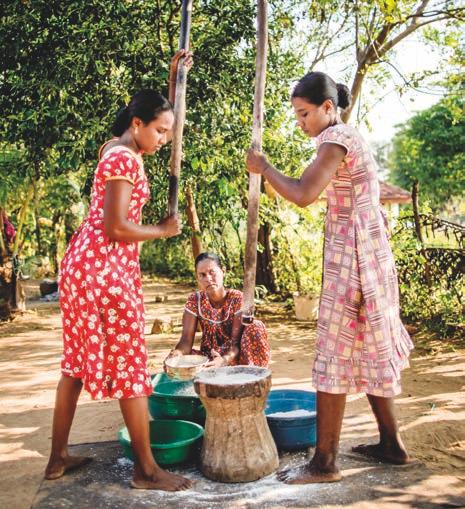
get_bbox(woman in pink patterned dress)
[246,71,413,484]
[164,252,270,368]
[45,52,195,491]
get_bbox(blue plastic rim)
[267,389,317,402]
[265,389,317,451]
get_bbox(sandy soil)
[0,277,464,509]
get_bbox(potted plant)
[292,268,321,321]
[277,209,323,321]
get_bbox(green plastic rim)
[151,381,199,400]
[118,419,204,450]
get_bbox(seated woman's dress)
[184,289,270,367]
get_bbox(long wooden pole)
[168,0,193,216]
[242,0,268,320]
[185,185,202,259]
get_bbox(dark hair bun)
[336,83,351,110]
[111,106,130,137]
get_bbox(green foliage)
[264,201,324,297]
[1,0,463,337]
[0,145,29,207]
[0,0,260,269]
[389,97,465,212]
[140,238,194,281]
[391,209,465,338]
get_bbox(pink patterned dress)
[59,145,153,400]
[312,124,413,397]
[184,290,270,367]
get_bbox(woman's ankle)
[134,459,161,479]
[48,448,69,462]
[380,433,407,452]
[312,450,339,471]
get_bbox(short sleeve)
[100,150,139,185]
[184,292,199,317]
[317,125,353,154]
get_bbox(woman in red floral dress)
[165,252,270,368]
[45,52,194,491]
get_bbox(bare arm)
[172,310,197,354]
[246,143,347,207]
[103,180,181,242]
[163,310,197,370]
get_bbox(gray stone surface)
[32,441,465,509]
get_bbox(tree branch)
[311,41,353,68]
[309,11,351,68]
[371,59,446,96]
[379,15,454,55]
[404,7,465,20]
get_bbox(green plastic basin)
[118,419,204,466]
[148,373,206,424]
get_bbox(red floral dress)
[59,145,153,400]
[184,289,270,367]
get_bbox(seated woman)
[165,252,270,368]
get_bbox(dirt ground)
[0,277,464,509]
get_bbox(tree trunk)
[51,214,61,274]
[13,182,34,257]
[0,208,14,320]
[185,186,202,260]
[411,180,424,244]
[255,222,276,293]
[341,62,365,122]
[32,176,43,255]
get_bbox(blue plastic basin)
[265,389,317,450]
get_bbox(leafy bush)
[271,203,324,298]
[140,239,194,282]
[391,211,465,338]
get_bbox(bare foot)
[351,443,410,465]
[277,461,342,484]
[131,467,193,491]
[45,455,93,480]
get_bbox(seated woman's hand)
[163,349,183,372]
[204,349,227,369]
